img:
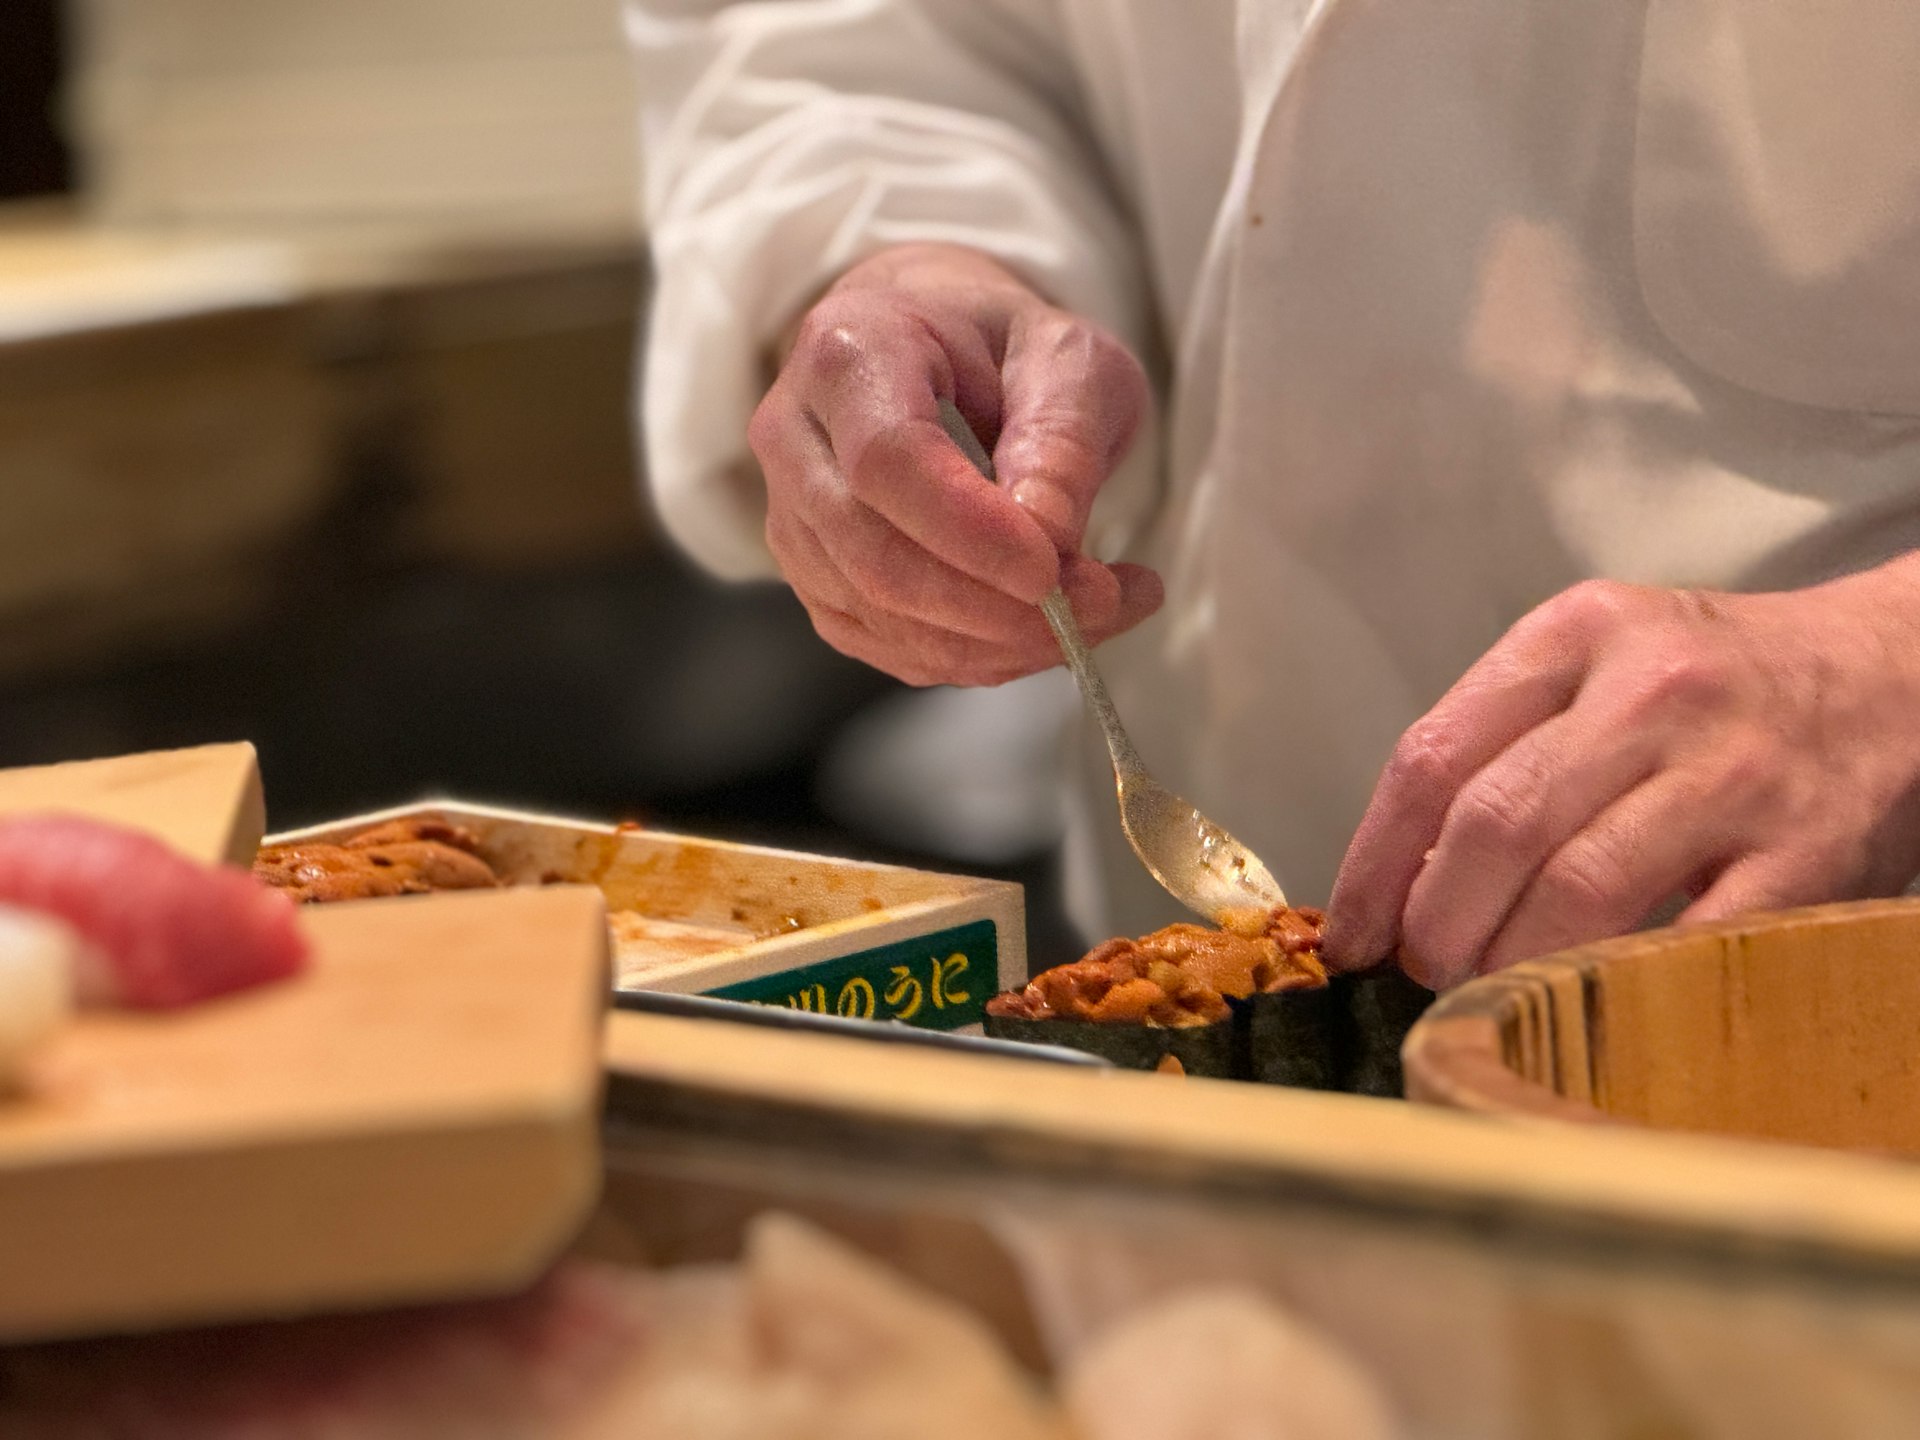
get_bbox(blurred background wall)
[0,0,1080,958]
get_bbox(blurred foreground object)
[0,812,307,1009]
[65,0,638,237]
[0,884,607,1343]
[0,907,74,1084]
[0,741,604,1342]
[0,741,264,865]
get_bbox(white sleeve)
[627,0,1155,580]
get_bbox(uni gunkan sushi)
[985,906,1333,1083]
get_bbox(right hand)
[749,243,1163,687]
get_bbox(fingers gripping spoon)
[938,401,1288,922]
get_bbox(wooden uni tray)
[271,803,1028,1030]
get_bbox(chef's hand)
[749,243,1162,686]
[1322,569,1920,990]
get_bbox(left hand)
[1322,570,1920,990]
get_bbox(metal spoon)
[938,401,1288,922]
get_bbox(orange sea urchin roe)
[253,817,501,904]
[986,906,1329,1028]
[986,938,1229,1028]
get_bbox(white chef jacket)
[630,0,1920,941]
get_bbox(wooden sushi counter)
[10,745,1920,1435]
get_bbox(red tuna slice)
[0,814,308,1009]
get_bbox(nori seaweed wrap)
[984,907,1331,1083]
[1227,905,1338,1089]
[983,1010,1238,1078]
[1237,983,1339,1089]
[1330,965,1435,1097]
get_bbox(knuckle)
[1708,741,1777,807]
[1538,578,1637,641]
[1535,839,1634,923]
[792,311,869,385]
[1452,771,1547,852]
[812,608,932,688]
[1044,309,1138,371]
[1383,723,1465,798]
[804,601,854,642]
[1631,653,1730,718]
[1004,419,1104,480]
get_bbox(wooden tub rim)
[1401,896,1920,1122]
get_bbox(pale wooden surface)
[1404,899,1920,1153]
[0,886,608,1342]
[600,1007,1920,1274]
[0,741,264,866]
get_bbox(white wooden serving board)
[0,742,265,866]
[0,886,608,1343]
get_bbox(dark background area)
[0,0,70,200]
[0,456,1080,968]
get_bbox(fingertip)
[1001,538,1064,606]
[1323,837,1410,975]
[1319,907,1386,975]
[1060,554,1122,623]
[1109,562,1165,627]
[1395,949,1457,993]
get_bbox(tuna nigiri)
[0,814,308,1011]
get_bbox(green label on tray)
[704,920,999,1031]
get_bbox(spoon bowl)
[1039,590,1288,923]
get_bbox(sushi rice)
[0,903,76,1085]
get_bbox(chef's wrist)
[1821,549,1920,650]
[1802,551,1920,754]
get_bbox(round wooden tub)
[1402,899,1920,1154]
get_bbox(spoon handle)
[933,398,1146,777]
[1040,589,1146,778]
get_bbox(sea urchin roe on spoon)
[987,906,1329,1029]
